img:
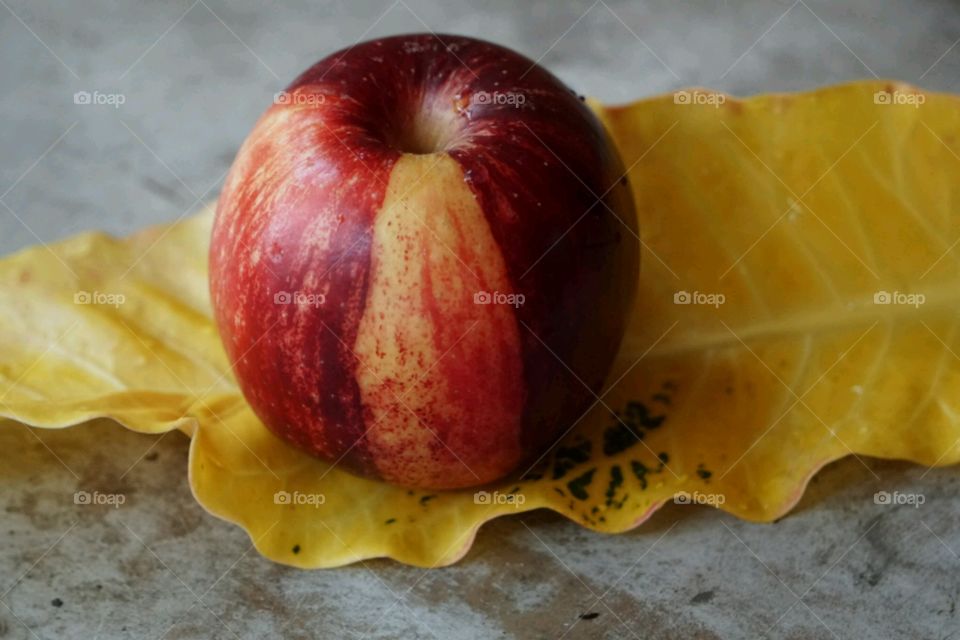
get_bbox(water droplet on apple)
[463,165,489,185]
[270,242,285,263]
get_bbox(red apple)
[210,34,638,489]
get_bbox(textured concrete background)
[2,1,960,638]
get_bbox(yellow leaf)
[3,80,960,567]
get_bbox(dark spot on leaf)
[552,440,592,480]
[567,468,596,500]
[604,421,643,456]
[632,461,652,490]
[626,401,666,428]
[604,402,666,456]
[420,495,436,506]
[691,590,714,604]
[51,598,63,607]
[631,454,670,490]
[292,545,300,554]
[579,612,600,620]
[385,518,396,525]
[605,465,624,507]
[145,452,159,462]
[697,464,712,480]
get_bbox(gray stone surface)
[2,1,960,638]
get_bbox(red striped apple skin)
[210,34,638,489]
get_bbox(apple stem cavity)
[387,94,463,156]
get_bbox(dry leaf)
[2,80,960,567]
